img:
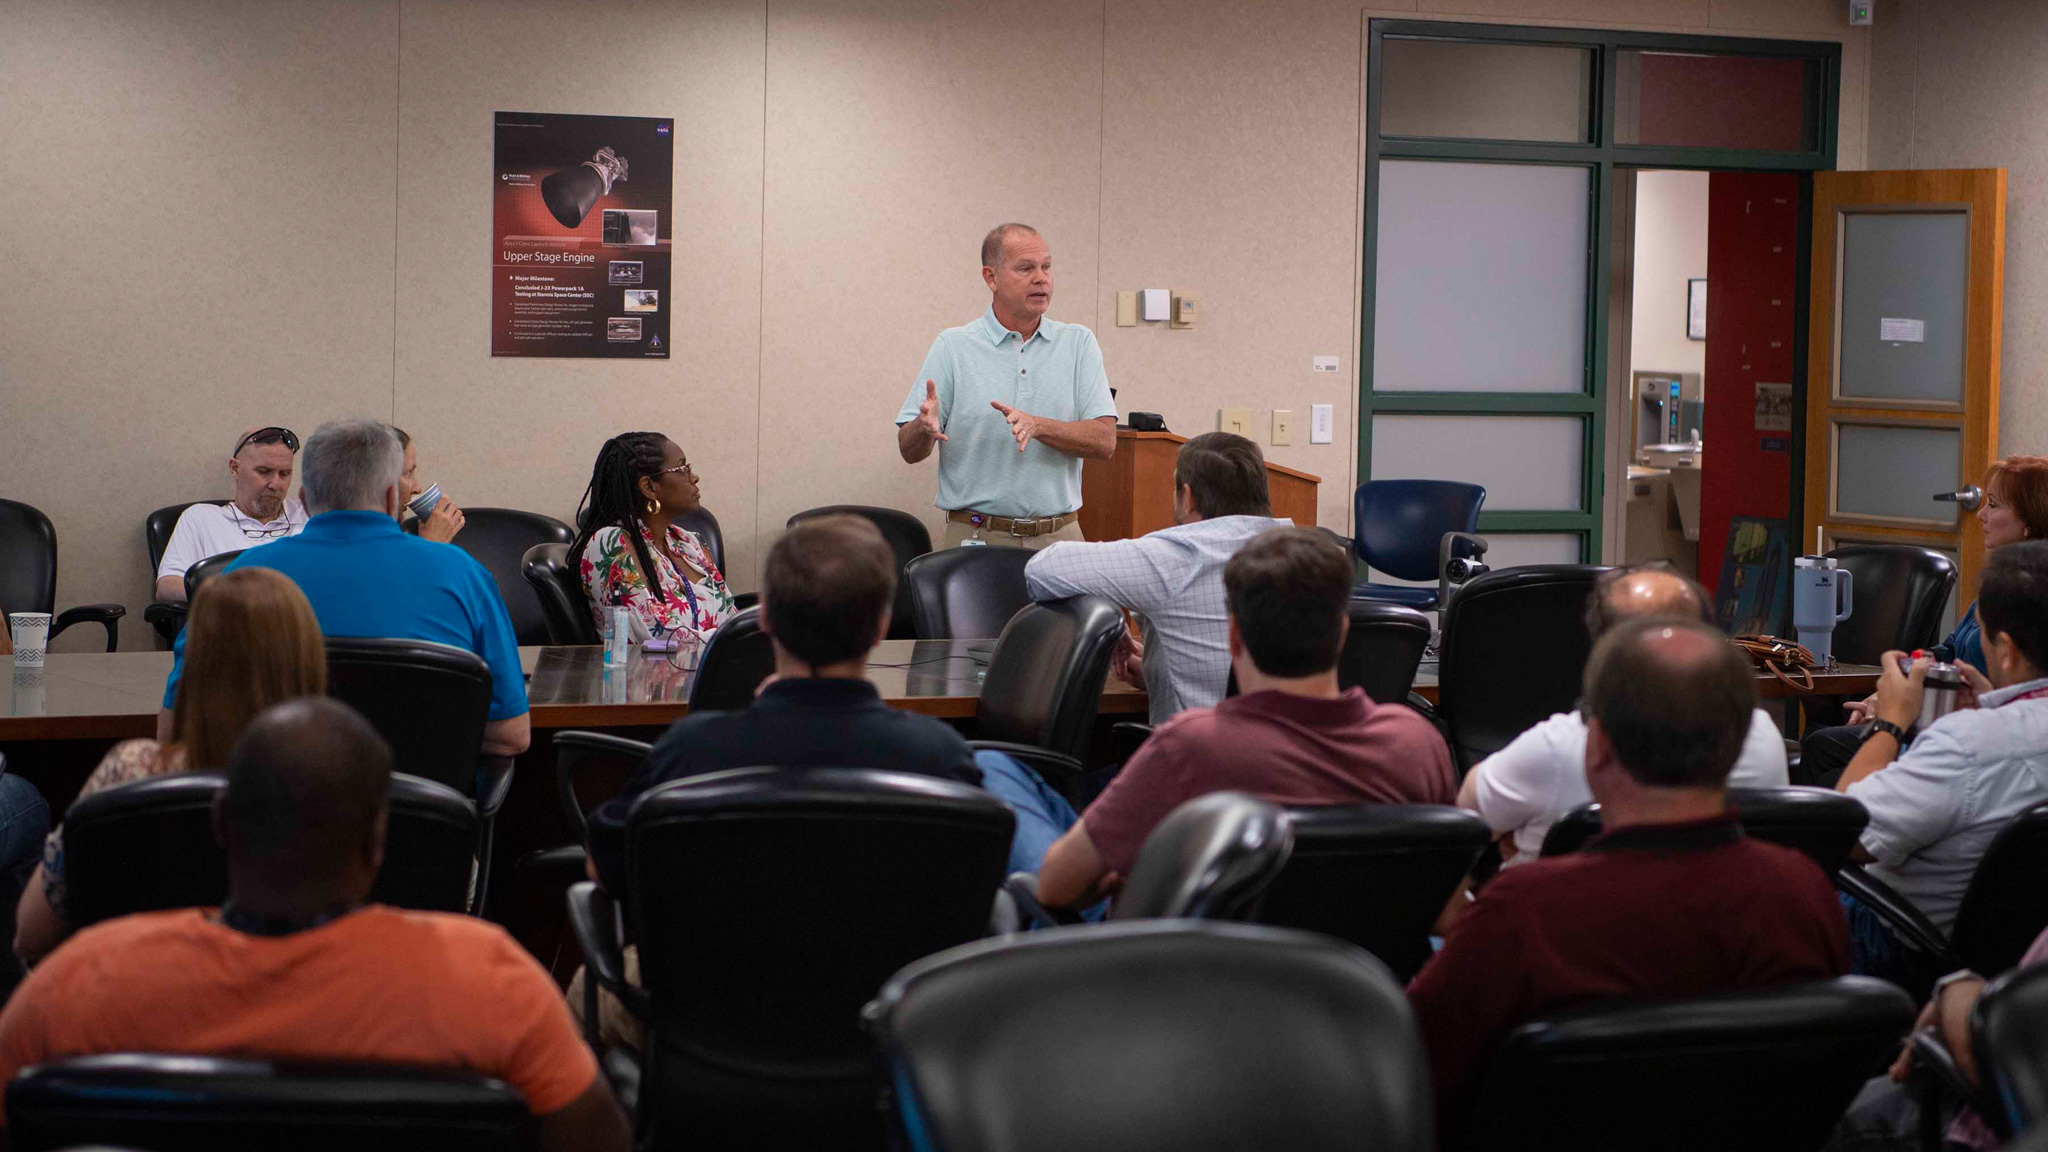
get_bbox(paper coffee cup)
[408,483,443,520]
[10,613,52,669]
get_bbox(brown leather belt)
[946,510,1079,538]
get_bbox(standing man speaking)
[897,223,1117,548]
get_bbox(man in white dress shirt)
[155,426,309,602]
[1024,432,1288,724]
[1458,564,1789,864]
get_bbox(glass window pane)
[1371,415,1584,511]
[1373,161,1588,393]
[1839,211,1969,405]
[1615,50,1818,152]
[1834,423,1961,526]
[1379,38,1592,143]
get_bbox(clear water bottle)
[604,606,631,667]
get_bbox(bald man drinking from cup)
[896,223,1117,549]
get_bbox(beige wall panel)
[1101,0,1369,531]
[1864,0,1917,168]
[0,1,398,650]
[757,0,1103,545]
[1629,170,1708,379]
[393,0,769,588]
[1866,0,2048,454]
[1708,0,1871,35]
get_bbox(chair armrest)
[51,604,125,652]
[476,756,516,819]
[143,601,188,645]
[730,592,760,611]
[1837,863,1963,971]
[968,741,1085,805]
[1908,1027,1993,1118]
[1110,723,1153,765]
[1001,872,1084,931]
[567,882,648,1043]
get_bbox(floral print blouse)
[580,521,736,647]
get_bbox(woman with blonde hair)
[15,567,326,963]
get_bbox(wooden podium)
[1078,430,1320,542]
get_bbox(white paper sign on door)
[1880,317,1926,343]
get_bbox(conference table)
[1405,660,1882,705]
[0,640,1151,743]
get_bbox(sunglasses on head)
[233,426,300,457]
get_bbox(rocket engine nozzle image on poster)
[493,112,672,358]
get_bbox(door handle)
[1934,485,1984,512]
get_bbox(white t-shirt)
[1468,707,1790,865]
[156,499,309,585]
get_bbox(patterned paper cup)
[9,613,51,670]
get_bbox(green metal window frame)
[1361,20,1841,562]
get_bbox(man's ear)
[982,265,998,293]
[363,807,387,875]
[383,483,403,519]
[212,793,232,854]
[1227,616,1243,659]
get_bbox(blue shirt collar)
[302,509,404,539]
[980,305,1047,346]
[1981,675,2048,708]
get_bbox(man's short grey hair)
[300,419,404,514]
[981,223,1040,270]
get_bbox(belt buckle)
[1008,516,1040,537]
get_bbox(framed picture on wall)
[1687,278,1707,340]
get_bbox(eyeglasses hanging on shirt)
[226,503,293,540]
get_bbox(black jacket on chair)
[584,677,982,898]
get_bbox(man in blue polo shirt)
[896,223,1117,549]
[159,419,529,757]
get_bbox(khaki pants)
[567,949,644,1054]
[940,517,1086,550]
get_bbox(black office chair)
[142,500,230,645]
[1827,544,1959,662]
[1436,564,1611,772]
[788,505,932,641]
[181,549,246,602]
[1541,787,1870,875]
[553,730,650,850]
[568,767,1013,1150]
[1837,799,2048,982]
[1974,963,2048,1138]
[1225,600,1434,705]
[406,508,572,648]
[323,638,504,914]
[902,547,1035,640]
[0,499,124,652]
[686,606,774,712]
[1455,976,1915,1151]
[972,595,1122,768]
[7,1054,530,1152]
[864,920,1432,1152]
[1257,804,1490,981]
[63,772,479,925]
[520,543,600,646]
[672,505,729,576]
[1112,792,1292,921]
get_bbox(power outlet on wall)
[1219,408,1252,436]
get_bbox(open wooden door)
[1805,169,2006,602]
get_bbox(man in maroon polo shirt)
[1036,525,1455,909]
[1408,616,1848,1141]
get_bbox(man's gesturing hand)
[917,380,948,443]
[990,400,1043,451]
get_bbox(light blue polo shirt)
[896,306,1116,518]
[162,511,528,722]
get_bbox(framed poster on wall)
[492,111,673,358]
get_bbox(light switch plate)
[1272,409,1294,446]
[1310,404,1334,444]
[1219,407,1252,436]
[1170,290,1195,329]
[1141,288,1170,322]
[1115,291,1137,327]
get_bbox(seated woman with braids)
[572,433,737,650]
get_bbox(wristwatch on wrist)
[1866,718,1909,745]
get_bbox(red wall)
[1697,172,1801,593]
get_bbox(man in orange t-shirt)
[0,698,629,1152]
